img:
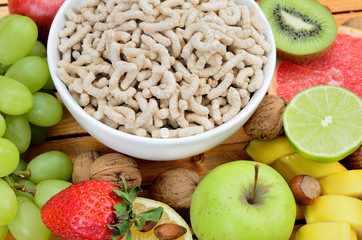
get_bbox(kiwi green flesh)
[260,0,337,55]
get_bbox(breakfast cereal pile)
[57,0,272,138]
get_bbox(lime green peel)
[283,85,362,163]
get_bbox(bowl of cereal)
[48,0,276,160]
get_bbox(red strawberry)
[41,179,164,240]
[41,180,123,240]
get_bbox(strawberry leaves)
[107,177,164,240]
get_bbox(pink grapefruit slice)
[269,26,362,101]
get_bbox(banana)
[270,152,347,182]
[245,136,296,164]
[304,195,362,238]
[319,170,362,198]
[295,221,357,240]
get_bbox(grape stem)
[12,169,31,178]
[3,175,36,196]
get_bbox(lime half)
[283,85,362,163]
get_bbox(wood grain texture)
[47,104,88,138]
[0,0,7,5]
[0,6,8,16]
[334,11,362,25]
[5,233,62,240]
[318,0,362,13]
[25,134,252,184]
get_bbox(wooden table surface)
[1,0,361,239]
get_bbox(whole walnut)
[149,168,201,212]
[72,150,101,183]
[89,153,142,190]
[244,95,288,141]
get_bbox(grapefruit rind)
[337,25,362,37]
[283,85,362,163]
[269,26,362,101]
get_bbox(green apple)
[190,160,296,240]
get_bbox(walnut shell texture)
[89,153,142,190]
[244,95,288,141]
[72,150,101,183]
[149,168,201,211]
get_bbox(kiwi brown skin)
[277,44,332,63]
[259,0,337,63]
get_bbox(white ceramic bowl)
[48,0,276,161]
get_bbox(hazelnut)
[289,175,321,206]
[149,168,201,211]
[154,223,187,240]
[89,153,142,191]
[244,95,288,141]
[72,150,101,183]
[342,145,361,170]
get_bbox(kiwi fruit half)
[259,0,337,63]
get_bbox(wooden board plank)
[0,5,8,16]
[319,0,362,13]
[334,11,362,25]
[0,0,7,5]
[25,135,252,184]
[47,104,88,137]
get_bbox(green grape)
[12,159,29,181]
[0,225,8,240]
[0,64,11,72]
[24,92,63,127]
[7,197,50,240]
[0,114,5,137]
[27,151,73,183]
[0,76,33,115]
[39,88,56,96]
[0,179,18,225]
[15,159,28,171]
[27,41,46,58]
[29,123,48,146]
[34,179,72,208]
[14,180,36,202]
[42,73,56,90]
[0,138,19,177]
[3,115,31,153]
[41,58,56,90]
[12,159,28,181]
[5,56,49,93]
[0,15,38,65]
[19,152,27,162]
[0,64,9,75]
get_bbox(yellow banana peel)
[319,170,362,198]
[295,221,357,240]
[270,152,347,182]
[245,136,296,164]
[304,195,362,238]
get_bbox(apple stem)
[249,164,259,204]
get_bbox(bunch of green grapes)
[1,151,73,240]
[0,14,71,240]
